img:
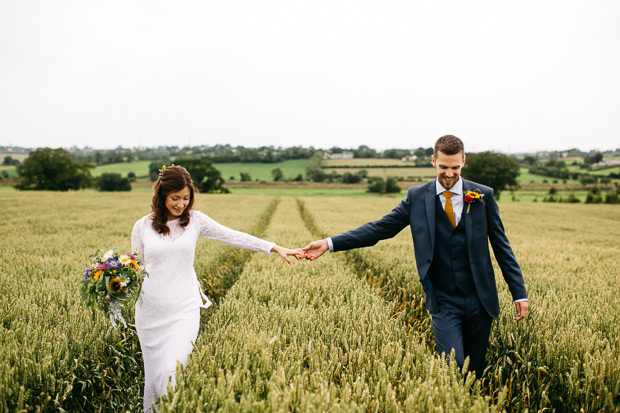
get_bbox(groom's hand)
[514,300,529,322]
[302,239,329,261]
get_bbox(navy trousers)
[430,287,494,378]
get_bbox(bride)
[131,165,303,412]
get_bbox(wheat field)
[1,190,619,411]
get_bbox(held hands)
[271,245,306,265]
[514,300,529,322]
[271,239,328,264]
[301,239,329,261]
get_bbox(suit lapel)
[425,182,436,253]
[462,180,473,253]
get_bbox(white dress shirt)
[436,178,464,226]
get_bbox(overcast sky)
[1,1,619,153]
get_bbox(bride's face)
[165,186,191,221]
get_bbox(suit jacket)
[331,179,527,318]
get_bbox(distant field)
[517,167,581,184]
[229,187,377,198]
[325,166,436,180]
[323,158,415,167]
[90,159,309,182]
[92,160,152,178]
[0,165,18,178]
[589,166,620,176]
[215,159,309,181]
[0,152,29,162]
[500,189,591,202]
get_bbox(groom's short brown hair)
[434,135,464,156]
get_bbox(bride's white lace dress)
[131,210,274,412]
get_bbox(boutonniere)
[464,190,485,213]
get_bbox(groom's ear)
[461,153,466,167]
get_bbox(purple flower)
[107,258,119,269]
[83,268,91,280]
[97,263,107,271]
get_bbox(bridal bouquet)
[81,248,147,327]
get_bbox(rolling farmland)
[1,191,619,411]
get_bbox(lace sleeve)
[194,210,275,254]
[131,218,145,257]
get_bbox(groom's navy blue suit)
[330,179,527,376]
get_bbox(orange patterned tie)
[443,191,456,228]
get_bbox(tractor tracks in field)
[296,199,434,348]
[200,198,279,307]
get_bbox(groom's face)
[431,150,466,190]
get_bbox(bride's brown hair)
[151,165,197,235]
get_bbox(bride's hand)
[271,245,306,264]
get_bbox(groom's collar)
[435,177,463,196]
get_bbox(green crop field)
[1,191,619,411]
[92,160,152,178]
[323,158,414,167]
[0,165,18,178]
[323,166,436,180]
[517,167,581,184]
[589,167,620,176]
[215,159,309,181]
[90,159,309,182]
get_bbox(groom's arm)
[485,189,528,319]
[303,191,412,260]
[330,201,410,251]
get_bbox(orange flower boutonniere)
[464,190,485,213]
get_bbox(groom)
[303,135,528,377]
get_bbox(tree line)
[13,148,228,193]
[8,145,619,201]
[8,147,524,198]
[67,144,436,164]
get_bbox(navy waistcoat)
[428,197,474,294]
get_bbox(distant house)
[592,159,620,168]
[324,151,354,160]
[401,155,417,162]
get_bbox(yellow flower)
[93,270,103,281]
[119,254,132,266]
[466,190,481,199]
[109,278,123,294]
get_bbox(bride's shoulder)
[190,209,209,220]
[133,214,152,228]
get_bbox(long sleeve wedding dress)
[131,210,274,412]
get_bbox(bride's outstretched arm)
[271,245,305,264]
